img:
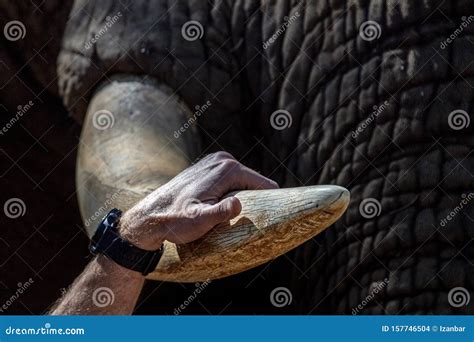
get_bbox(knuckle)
[212,151,235,160]
[217,204,228,217]
[219,158,240,172]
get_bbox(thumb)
[199,196,242,228]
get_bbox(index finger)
[227,163,279,191]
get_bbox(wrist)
[90,208,164,276]
[118,210,164,251]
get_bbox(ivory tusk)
[76,76,201,237]
[152,185,349,282]
[76,76,350,283]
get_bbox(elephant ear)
[77,76,350,282]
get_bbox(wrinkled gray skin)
[3,0,473,314]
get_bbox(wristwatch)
[89,208,163,275]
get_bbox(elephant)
[1,0,473,314]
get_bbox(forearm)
[50,255,145,315]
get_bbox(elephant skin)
[3,0,473,314]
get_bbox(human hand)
[118,152,279,250]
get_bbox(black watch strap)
[90,209,163,275]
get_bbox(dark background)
[0,1,290,315]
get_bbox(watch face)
[90,221,105,248]
[105,209,121,228]
[91,209,122,245]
